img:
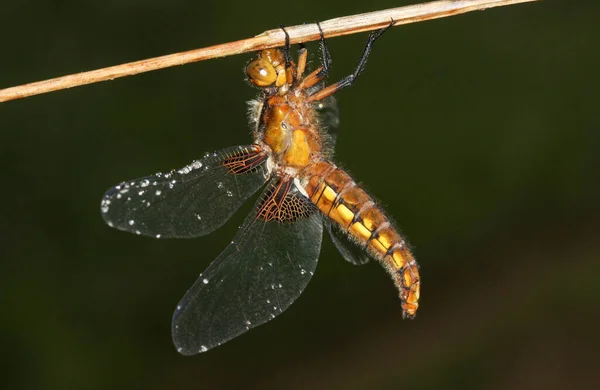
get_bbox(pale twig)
[0,0,540,103]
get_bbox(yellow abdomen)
[302,161,420,317]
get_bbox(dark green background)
[1,1,598,389]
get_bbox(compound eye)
[246,58,277,87]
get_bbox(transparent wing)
[101,145,269,238]
[325,221,371,265]
[313,93,340,150]
[172,178,323,355]
[314,91,367,265]
[315,95,339,138]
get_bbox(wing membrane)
[101,145,269,238]
[315,95,339,140]
[325,221,371,265]
[172,178,323,355]
[313,93,339,150]
[314,96,369,264]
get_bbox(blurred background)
[1,0,599,389]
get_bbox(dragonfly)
[100,21,420,355]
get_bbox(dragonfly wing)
[101,145,270,238]
[315,95,339,142]
[312,90,339,149]
[172,177,323,355]
[325,221,372,265]
[313,94,368,265]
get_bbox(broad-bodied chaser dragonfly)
[101,22,420,355]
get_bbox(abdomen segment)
[302,161,420,317]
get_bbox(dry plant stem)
[0,0,540,103]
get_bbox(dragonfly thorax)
[258,93,322,170]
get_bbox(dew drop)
[200,345,208,352]
[155,190,162,196]
[128,220,135,226]
[203,278,209,284]
[156,234,161,239]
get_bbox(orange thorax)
[260,94,321,169]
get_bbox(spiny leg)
[298,22,334,90]
[308,19,395,102]
[279,24,296,85]
[316,22,333,79]
[279,24,292,68]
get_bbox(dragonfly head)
[246,49,292,89]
